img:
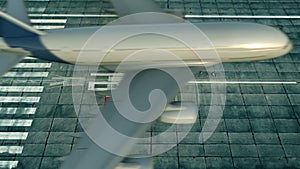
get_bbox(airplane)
[0,0,293,169]
[0,0,292,74]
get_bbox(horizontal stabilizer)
[0,51,25,76]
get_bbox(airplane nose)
[197,22,293,62]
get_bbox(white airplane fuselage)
[0,22,292,71]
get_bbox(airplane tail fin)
[0,0,44,38]
[0,0,44,76]
[7,0,31,25]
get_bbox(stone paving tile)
[54,105,77,118]
[293,105,300,118]
[225,119,251,132]
[246,106,272,118]
[233,157,261,169]
[223,106,248,119]
[279,72,300,80]
[50,118,77,132]
[285,85,300,94]
[204,132,229,144]
[257,145,285,157]
[39,93,60,105]
[179,144,204,157]
[40,157,63,169]
[153,157,178,169]
[47,132,74,144]
[288,94,300,105]
[22,132,49,144]
[233,63,256,72]
[243,94,268,106]
[254,133,281,144]
[286,157,300,168]
[44,144,72,157]
[279,133,300,145]
[21,144,46,157]
[260,157,288,169]
[240,85,263,94]
[228,132,254,144]
[283,145,300,157]
[250,119,277,133]
[257,72,280,79]
[205,157,234,169]
[1,0,300,169]
[235,72,259,80]
[231,145,258,157]
[59,93,82,105]
[265,94,291,106]
[35,105,56,118]
[270,106,296,119]
[274,119,300,133]
[30,118,53,132]
[201,119,227,132]
[179,157,206,169]
[275,63,298,72]
[15,157,42,169]
[225,94,244,106]
[178,132,202,144]
[254,63,277,72]
[204,144,231,157]
[226,85,241,94]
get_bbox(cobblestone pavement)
[0,0,299,168]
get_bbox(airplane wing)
[61,67,197,169]
[109,0,184,24]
